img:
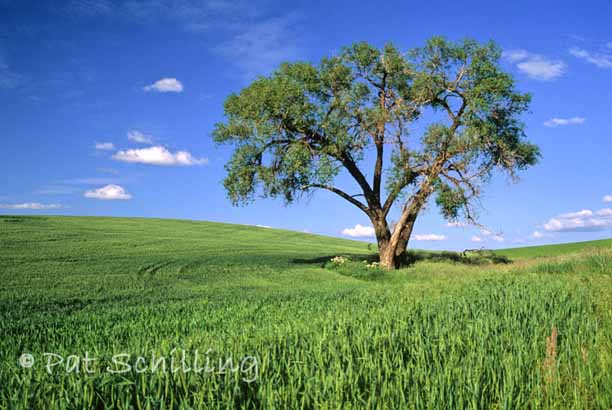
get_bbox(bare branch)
[302,184,370,214]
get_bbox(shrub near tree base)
[326,255,384,279]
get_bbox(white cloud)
[603,195,612,203]
[560,209,593,219]
[341,224,375,238]
[413,234,446,241]
[543,217,609,232]
[543,117,586,127]
[84,184,132,200]
[596,208,612,217]
[569,47,612,69]
[543,208,612,232]
[446,221,467,228]
[143,77,183,93]
[472,229,503,242]
[95,142,115,151]
[517,59,565,81]
[503,49,530,63]
[255,224,272,228]
[127,130,153,144]
[529,230,553,241]
[112,146,207,166]
[503,49,566,81]
[0,202,62,209]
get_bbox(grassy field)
[1,215,611,409]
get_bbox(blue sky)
[1,0,611,250]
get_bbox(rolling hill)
[1,215,611,409]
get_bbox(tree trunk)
[379,241,400,270]
[371,216,397,270]
[375,212,418,270]
[393,213,417,264]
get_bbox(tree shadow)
[401,250,512,266]
[292,253,379,267]
[292,249,511,267]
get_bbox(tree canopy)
[213,37,540,269]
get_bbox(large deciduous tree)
[213,37,540,270]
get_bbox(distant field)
[1,216,611,409]
[495,238,612,258]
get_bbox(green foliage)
[214,37,540,230]
[2,216,610,409]
[434,180,467,220]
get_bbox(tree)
[213,37,540,270]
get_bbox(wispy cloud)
[0,62,23,88]
[66,177,122,185]
[36,176,124,195]
[604,194,612,203]
[214,14,301,79]
[112,145,207,166]
[446,221,467,228]
[35,186,81,195]
[59,1,299,79]
[341,224,375,238]
[569,46,612,69]
[143,78,183,93]
[62,0,261,31]
[503,49,566,81]
[84,184,132,200]
[542,208,612,232]
[472,229,504,243]
[543,116,586,127]
[413,234,446,241]
[0,44,24,89]
[0,202,62,209]
[95,142,115,151]
[127,130,153,144]
[97,168,119,175]
[64,0,113,17]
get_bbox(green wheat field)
[1,215,611,409]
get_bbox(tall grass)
[1,216,611,409]
[526,248,612,275]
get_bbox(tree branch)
[373,74,387,200]
[302,184,370,214]
[340,152,379,209]
[280,123,380,211]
